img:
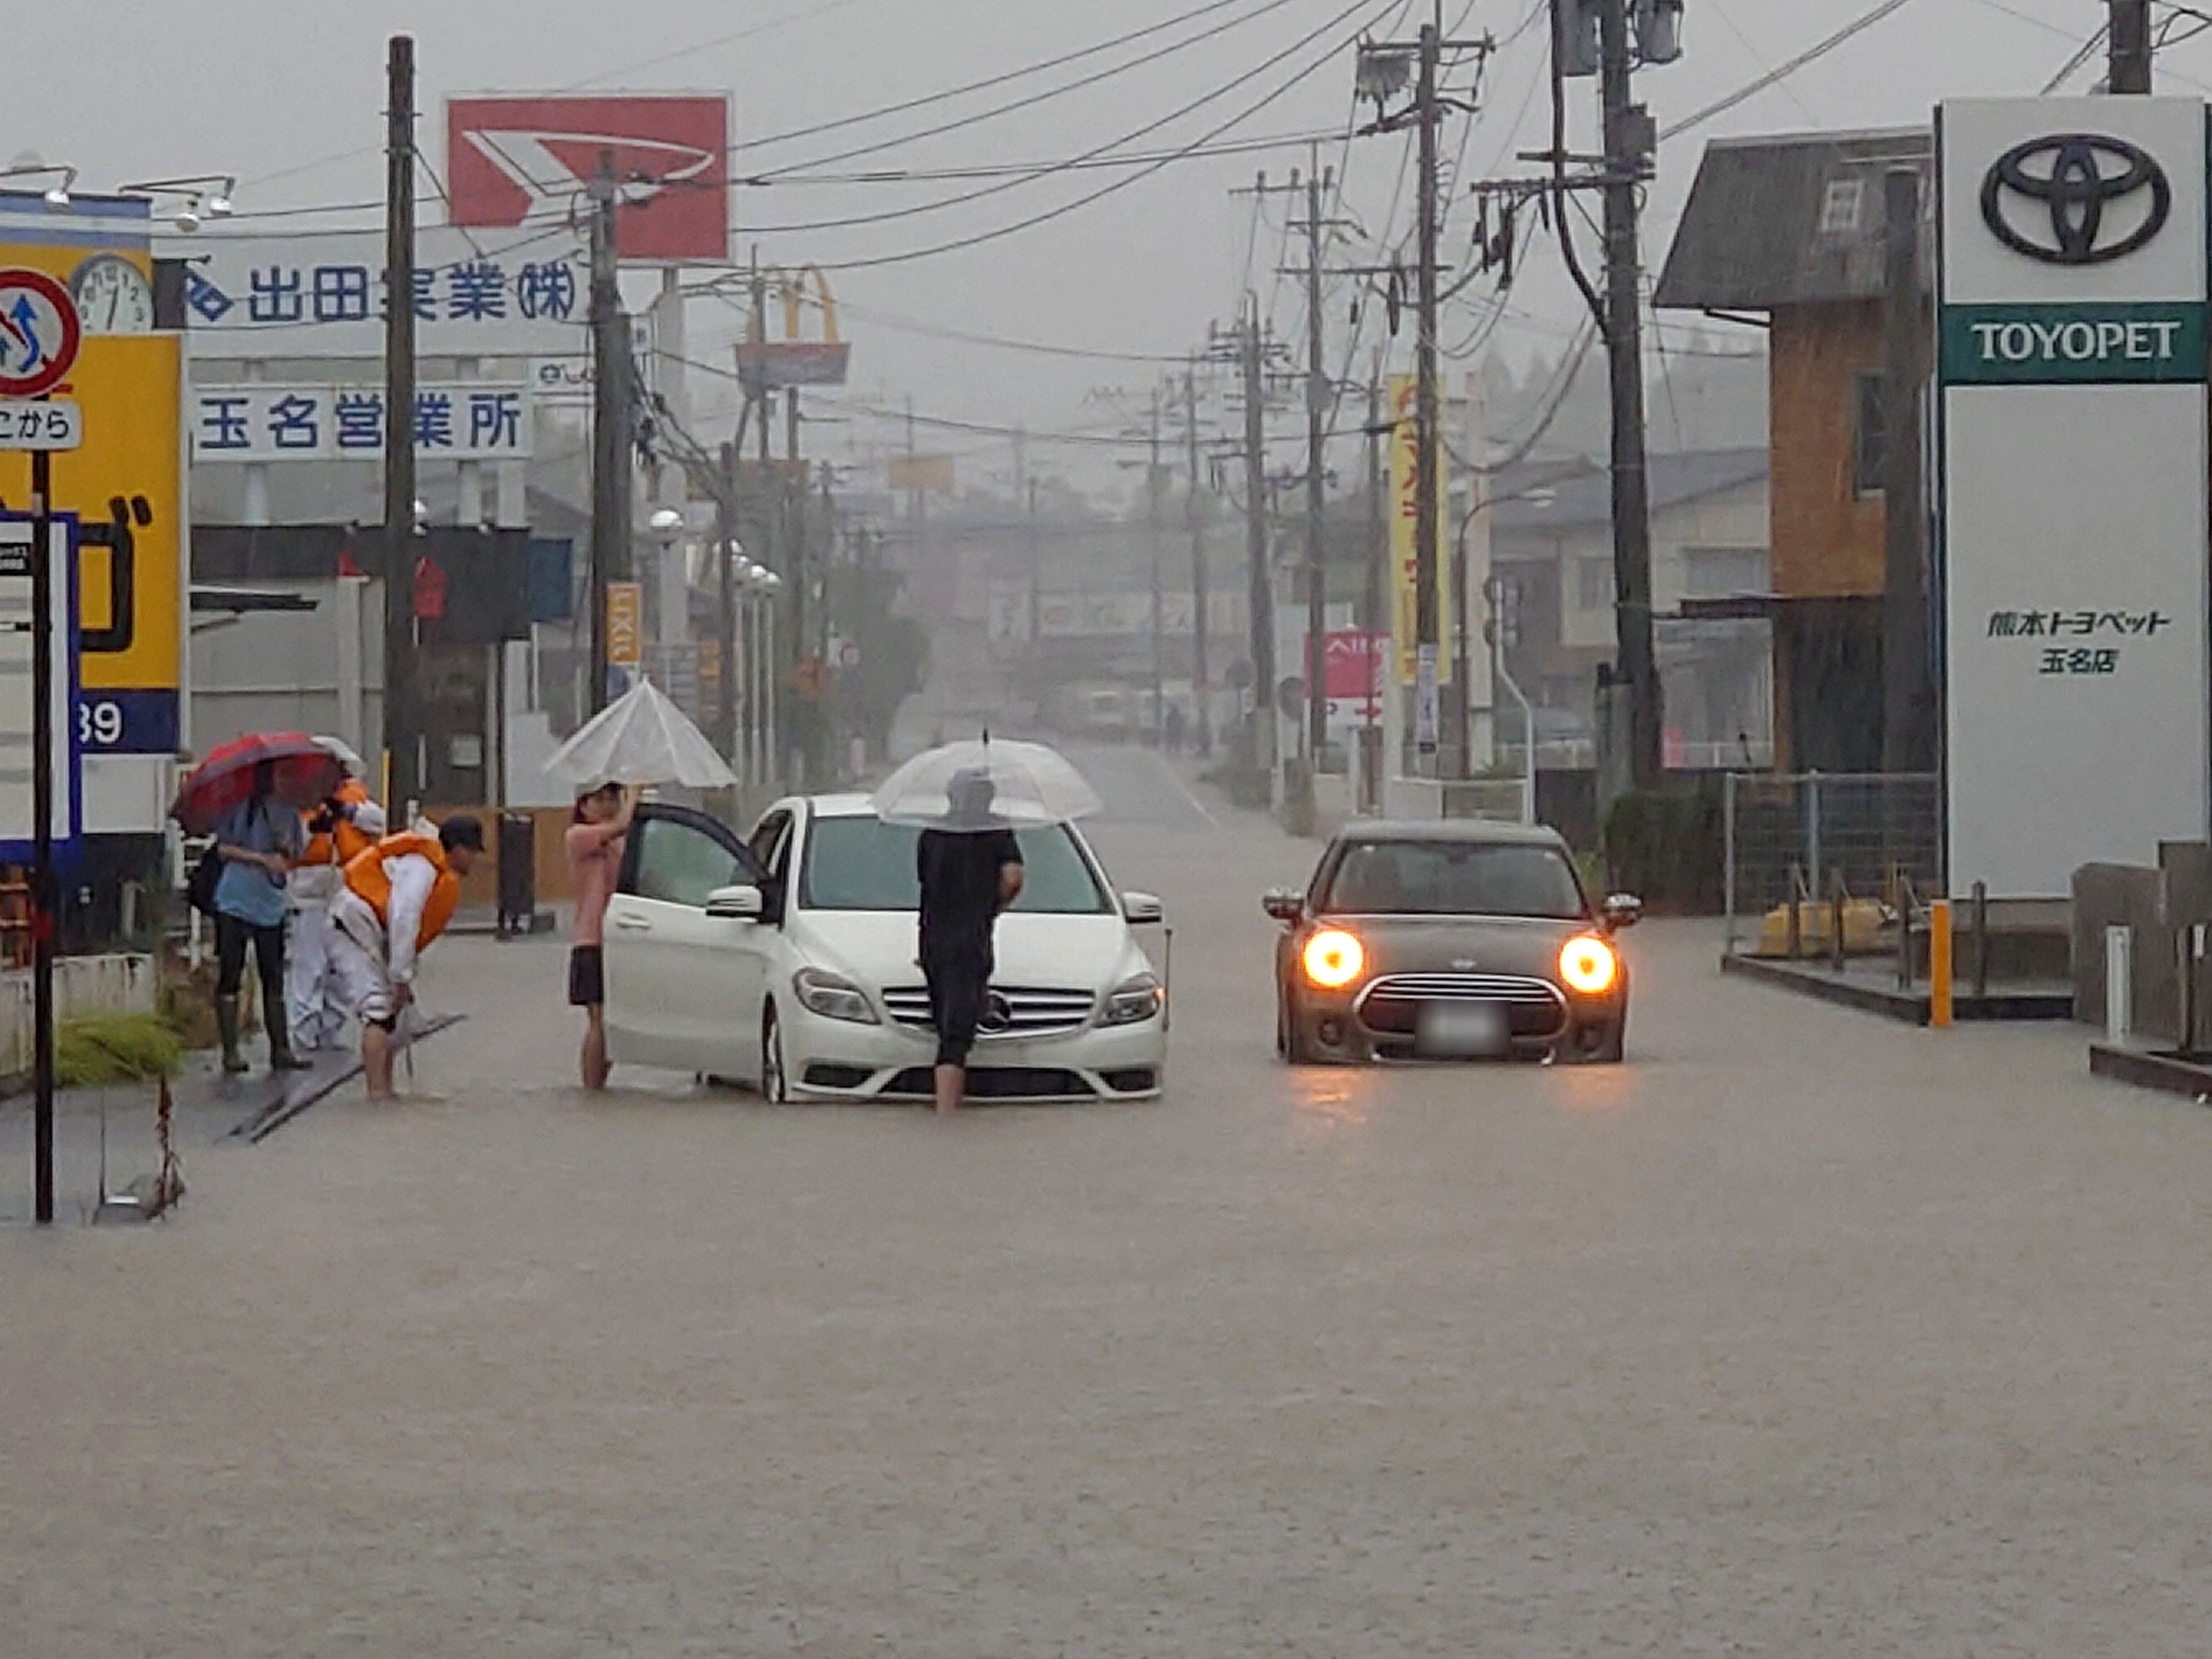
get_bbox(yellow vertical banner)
[606,583,644,668]
[1386,374,1451,687]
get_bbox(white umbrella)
[870,737,1101,832]
[543,678,736,791]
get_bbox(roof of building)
[1490,447,1768,535]
[1654,126,1932,311]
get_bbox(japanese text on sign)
[1985,609,2169,637]
[0,400,82,451]
[168,229,588,361]
[192,384,533,462]
[1984,608,2173,678]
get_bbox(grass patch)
[56,1012,187,1088]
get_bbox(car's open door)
[601,804,766,1075]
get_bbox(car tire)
[1279,986,1321,1065]
[761,1005,790,1103]
[1575,1019,1627,1065]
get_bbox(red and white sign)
[447,94,731,264]
[1306,630,1386,702]
[0,268,81,400]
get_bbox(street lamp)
[1,162,77,207]
[749,567,782,791]
[118,173,236,232]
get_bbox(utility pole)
[382,33,418,804]
[1357,9,1492,775]
[1413,16,1443,772]
[1362,363,1386,809]
[1240,297,1276,791]
[1148,388,1167,746]
[1184,366,1211,755]
[1301,161,1334,774]
[716,439,740,767]
[2109,0,2152,92]
[1597,0,1662,788]
[587,148,628,718]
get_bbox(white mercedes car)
[600,794,1168,1103]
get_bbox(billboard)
[1938,98,2210,896]
[0,194,184,781]
[447,94,731,264]
[171,225,588,360]
[1386,374,1452,686]
[191,382,535,462]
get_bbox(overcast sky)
[12,1,2197,490]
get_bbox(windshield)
[1319,839,1587,919]
[800,816,1113,915]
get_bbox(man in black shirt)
[917,769,1025,1114]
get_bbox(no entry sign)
[0,268,81,400]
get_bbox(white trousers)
[286,902,351,1051]
[325,890,400,1026]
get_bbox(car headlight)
[792,967,879,1025]
[1302,928,1365,989]
[1558,935,1619,996]
[1102,972,1164,1026]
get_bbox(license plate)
[1415,1001,1509,1058]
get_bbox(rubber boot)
[216,997,249,1074]
[264,983,311,1070]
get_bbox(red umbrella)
[171,732,349,835]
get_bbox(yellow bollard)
[1928,898,1954,1029]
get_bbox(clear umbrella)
[543,678,736,791]
[870,738,1102,832]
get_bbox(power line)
[745,0,1316,180]
[760,127,1342,184]
[738,1,1378,237]
[1660,0,1921,140]
[236,0,890,194]
[775,0,1395,273]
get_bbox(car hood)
[790,909,1149,992]
[1315,913,1598,981]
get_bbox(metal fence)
[1723,772,1942,954]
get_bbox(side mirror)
[1121,890,1165,925]
[1262,888,1304,924]
[1601,893,1644,931]
[705,883,765,922]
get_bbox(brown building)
[1655,126,1932,771]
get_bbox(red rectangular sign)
[1306,630,1385,701]
[447,94,731,264]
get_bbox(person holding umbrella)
[210,759,308,1074]
[566,781,639,1090]
[916,767,1025,1115]
[872,737,1104,1114]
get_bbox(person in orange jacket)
[287,744,388,1054]
[326,816,485,1099]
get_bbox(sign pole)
[30,444,53,1223]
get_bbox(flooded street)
[9,755,2212,1656]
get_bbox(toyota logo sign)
[1979,133,2171,266]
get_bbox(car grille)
[878,985,1098,1039]
[884,1066,1097,1101]
[1355,973,1568,1040]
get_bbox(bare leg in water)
[582,1006,611,1090]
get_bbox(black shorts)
[568,945,606,1007]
